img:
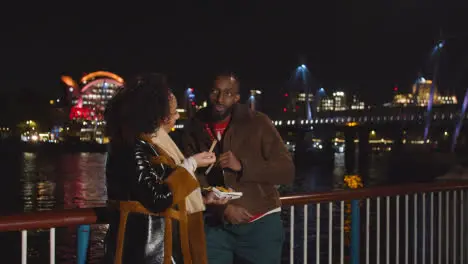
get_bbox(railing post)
[350,200,360,264]
[76,225,90,264]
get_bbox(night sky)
[1,1,468,105]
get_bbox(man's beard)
[211,105,233,122]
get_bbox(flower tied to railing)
[344,175,363,190]
[343,175,364,247]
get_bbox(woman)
[153,92,225,209]
[103,73,220,264]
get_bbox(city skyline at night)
[1,2,468,104]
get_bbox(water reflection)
[60,153,107,209]
[0,152,109,264]
[20,153,56,212]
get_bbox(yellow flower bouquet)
[343,175,363,247]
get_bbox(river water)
[0,149,438,263]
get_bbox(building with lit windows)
[350,95,366,110]
[438,95,458,105]
[332,91,347,111]
[412,78,439,106]
[68,71,124,121]
[296,92,313,102]
[318,97,334,112]
[393,93,416,106]
[317,91,348,112]
[390,78,457,107]
[61,71,124,143]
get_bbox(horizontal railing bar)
[280,181,468,206]
[0,208,108,232]
[1,181,467,232]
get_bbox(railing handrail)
[280,180,468,205]
[1,180,467,232]
[0,208,103,232]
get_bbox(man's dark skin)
[210,75,253,224]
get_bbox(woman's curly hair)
[104,72,171,145]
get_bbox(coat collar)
[188,104,254,151]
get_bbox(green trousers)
[205,212,284,264]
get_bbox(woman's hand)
[192,152,216,167]
[203,191,230,205]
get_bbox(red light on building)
[283,108,287,112]
[284,93,289,97]
[295,106,299,110]
[393,86,398,92]
[191,102,196,106]
[69,106,92,120]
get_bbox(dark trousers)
[205,213,284,264]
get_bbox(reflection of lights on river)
[22,182,35,212]
[20,153,56,212]
[36,181,56,211]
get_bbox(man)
[181,74,295,264]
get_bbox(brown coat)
[181,104,295,217]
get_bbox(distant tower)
[292,64,312,119]
[185,88,196,118]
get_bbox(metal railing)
[281,181,468,264]
[1,181,468,264]
[0,208,104,264]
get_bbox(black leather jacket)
[103,139,181,264]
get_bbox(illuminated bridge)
[270,105,467,128]
[174,105,467,130]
